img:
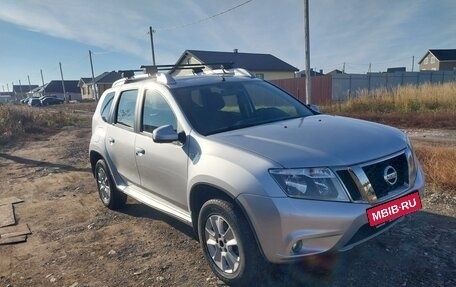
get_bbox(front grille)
[336,152,410,202]
[337,170,362,201]
[362,153,408,198]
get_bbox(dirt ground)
[0,123,455,286]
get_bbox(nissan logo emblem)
[383,165,398,186]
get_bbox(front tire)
[95,159,127,210]
[198,199,268,286]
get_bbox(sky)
[1,0,455,90]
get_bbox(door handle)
[135,147,145,156]
[108,137,115,144]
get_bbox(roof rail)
[112,71,149,87]
[140,62,233,73]
[118,69,142,78]
[141,64,206,75]
[232,68,256,78]
[156,72,176,85]
[112,63,254,88]
[204,68,256,78]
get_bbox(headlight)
[406,136,417,187]
[269,168,349,201]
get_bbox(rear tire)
[94,159,127,210]
[198,199,268,286]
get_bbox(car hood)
[209,115,407,167]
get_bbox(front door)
[134,89,188,210]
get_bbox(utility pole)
[149,26,156,65]
[368,63,371,73]
[40,69,45,97]
[19,80,23,96]
[27,75,31,93]
[59,62,67,102]
[40,69,45,86]
[89,50,98,100]
[303,0,311,104]
[342,62,346,73]
[411,56,415,72]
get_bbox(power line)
[156,0,253,31]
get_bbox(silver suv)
[89,66,425,285]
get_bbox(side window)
[116,90,138,128]
[100,92,115,122]
[142,90,177,133]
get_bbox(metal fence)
[332,71,456,101]
[271,71,456,105]
[270,75,332,105]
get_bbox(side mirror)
[308,104,320,113]
[152,125,179,143]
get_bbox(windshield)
[172,80,314,135]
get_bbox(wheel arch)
[89,150,104,176]
[189,183,267,260]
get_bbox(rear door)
[105,89,141,185]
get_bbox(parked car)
[38,95,55,101]
[21,97,32,104]
[89,67,425,285]
[41,97,64,106]
[28,98,41,107]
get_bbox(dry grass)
[0,104,90,145]
[323,82,456,129]
[415,145,456,194]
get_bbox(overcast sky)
[1,0,455,90]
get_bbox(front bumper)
[236,164,425,264]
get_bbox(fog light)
[291,240,303,253]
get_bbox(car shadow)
[119,202,196,240]
[0,152,90,173]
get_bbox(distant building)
[13,85,38,99]
[296,69,324,77]
[171,49,298,80]
[0,92,14,103]
[419,49,456,71]
[326,69,344,75]
[35,80,82,101]
[79,71,122,100]
[386,67,406,73]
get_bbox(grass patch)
[415,145,456,194]
[0,104,91,145]
[322,82,456,129]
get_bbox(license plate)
[366,191,422,227]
